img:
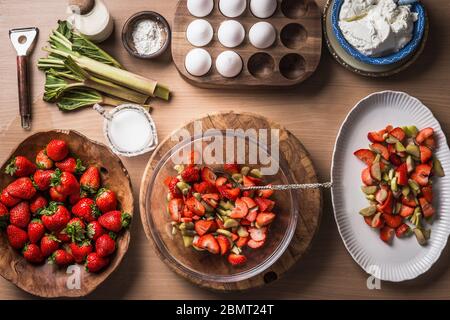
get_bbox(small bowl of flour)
[122,11,171,59]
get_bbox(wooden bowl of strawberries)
[0,130,133,298]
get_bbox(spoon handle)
[241,182,333,191]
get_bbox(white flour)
[132,20,164,55]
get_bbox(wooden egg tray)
[172,0,322,89]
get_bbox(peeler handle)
[16,55,31,130]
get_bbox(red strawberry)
[370,143,389,160]
[395,163,408,186]
[223,163,240,174]
[51,169,80,196]
[49,187,67,202]
[367,129,386,143]
[168,199,183,222]
[197,234,219,254]
[65,218,86,242]
[185,197,206,216]
[95,233,116,257]
[354,149,376,166]
[236,236,249,248]
[181,165,200,183]
[55,229,71,243]
[254,197,275,212]
[245,209,258,222]
[5,156,36,177]
[416,127,434,144]
[230,198,248,219]
[72,198,100,223]
[248,239,265,249]
[423,136,436,150]
[80,166,100,194]
[256,213,276,227]
[419,197,435,218]
[6,225,28,249]
[93,189,117,214]
[201,193,219,208]
[241,197,257,208]
[380,226,395,244]
[36,149,53,169]
[40,234,60,257]
[167,177,182,199]
[40,202,71,232]
[411,164,432,186]
[382,214,402,228]
[69,190,88,206]
[396,224,411,238]
[421,186,433,203]
[401,195,417,207]
[69,241,93,263]
[215,176,228,188]
[55,157,85,174]
[23,243,44,264]
[419,146,432,163]
[216,234,231,255]
[201,167,216,185]
[46,139,69,161]
[242,176,255,187]
[87,221,105,241]
[257,188,274,199]
[33,169,54,191]
[27,219,45,244]
[399,205,414,218]
[0,202,8,229]
[389,127,406,142]
[193,181,215,194]
[50,249,74,267]
[9,201,31,228]
[194,219,215,236]
[85,252,109,273]
[6,177,36,200]
[361,167,374,186]
[249,227,267,241]
[29,195,48,215]
[0,189,20,207]
[389,154,403,167]
[218,187,240,201]
[98,211,131,232]
[377,191,393,214]
[227,253,247,266]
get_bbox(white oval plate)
[331,91,450,282]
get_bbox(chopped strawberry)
[249,227,267,241]
[223,164,240,174]
[168,177,182,199]
[193,181,215,194]
[230,198,248,219]
[399,204,414,218]
[382,214,403,228]
[257,188,274,199]
[423,136,436,150]
[216,235,231,255]
[218,187,240,201]
[396,163,408,186]
[181,165,200,183]
[380,226,395,244]
[377,191,393,214]
[215,177,228,188]
[421,186,433,203]
[361,167,374,186]
[371,143,389,160]
[245,210,258,222]
[227,253,247,266]
[419,197,435,218]
[389,127,406,142]
[411,164,432,186]
[254,197,275,212]
[197,234,219,254]
[256,213,276,227]
[354,149,376,166]
[247,239,265,249]
[168,199,183,222]
[242,176,255,187]
[401,195,417,207]
[201,193,219,208]
[236,236,249,247]
[368,130,386,143]
[194,220,215,236]
[241,197,257,208]
[395,224,410,238]
[416,127,434,144]
[389,154,403,167]
[419,146,432,163]
[185,197,206,216]
[200,167,216,185]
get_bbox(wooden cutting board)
[140,112,323,291]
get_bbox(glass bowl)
[142,131,299,283]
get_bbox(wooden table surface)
[0,0,449,300]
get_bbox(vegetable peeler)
[9,27,39,130]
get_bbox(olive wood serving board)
[140,112,322,291]
[0,130,134,298]
[172,0,322,88]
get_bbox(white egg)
[219,0,246,18]
[250,0,277,18]
[218,20,245,48]
[187,0,214,18]
[185,48,212,76]
[186,19,214,47]
[249,22,276,49]
[216,51,243,78]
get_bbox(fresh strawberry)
[36,149,53,169]
[401,195,417,207]
[218,187,240,201]
[95,188,117,213]
[6,225,28,249]
[87,221,105,241]
[33,169,54,191]
[230,198,248,219]
[257,188,274,199]
[415,127,434,145]
[0,202,8,229]
[411,164,432,186]
[167,177,182,199]
[69,240,93,263]
[242,175,255,187]
[419,146,432,163]
[236,236,249,247]
[215,176,228,188]
[9,201,31,228]
[249,227,267,241]
[256,213,276,227]
[419,197,435,218]
[0,189,20,207]
[201,193,219,208]
[193,181,215,194]
[389,127,406,142]
[181,165,200,183]
[168,199,183,222]
[95,233,116,257]
[65,218,86,242]
[40,234,60,257]
[423,136,436,150]
[216,234,231,255]
[197,234,219,254]
[55,229,71,243]
[241,197,257,208]
[51,169,80,196]
[380,226,395,244]
[246,175,263,185]
[55,157,85,174]
[23,243,44,264]
[399,205,414,218]
[6,177,36,200]
[370,143,389,160]
[29,195,48,215]
[69,190,88,206]
[223,164,240,174]
[194,220,215,236]
[395,163,408,186]
[254,197,275,212]
[377,191,393,215]
[389,154,402,167]
[50,249,74,267]
[49,187,67,202]
[247,239,265,249]
[27,219,45,244]
[40,202,71,232]
[361,167,374,186]
[80,166,100,194]
[421,186,433,203]
[382,214,402,228]
[46,139,69,161]
[201,167,217,185]
[227,253,247,266]
[367,129,386,143]
[354,149,376,166]
[98,211,131,232]
[85,252,109,273]
[185,197,206,216]
[370,213,384,229]
[396,224,411,238]
[5,156,36,177]
[72,198,100,222]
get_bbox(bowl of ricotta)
[332,0,426,65]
